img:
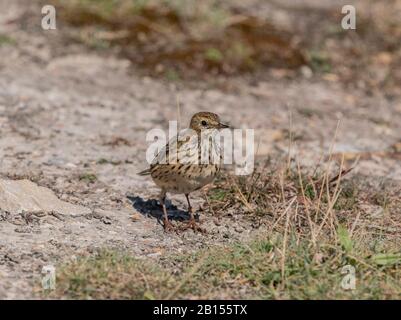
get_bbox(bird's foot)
[181,218,206,233]
[163,218,176,233]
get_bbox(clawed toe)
[180,219,206,233]
[163,218,177,232]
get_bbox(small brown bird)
[138,112,229,232]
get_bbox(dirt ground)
[0,1,400,299]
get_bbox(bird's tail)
[137,168,151,176]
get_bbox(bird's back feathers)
[137,128,221,177]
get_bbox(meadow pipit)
[138,112,229,232]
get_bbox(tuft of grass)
[208,188,228,201]
[164,68,180,82]
[337,224,353,254]
[205,47,224,63]
[47,250,174,299]
[96,158,121,165]
[308,50,332,73]
[96,158,109,165]
[333,181,359,211]
[0,34,16,46]
[78,173,98,183]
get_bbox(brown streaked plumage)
[138,111,229,232]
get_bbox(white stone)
[0,179,91,216]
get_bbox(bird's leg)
[160,190,175,232]
[186,193,195,222]
[182,194,205,233]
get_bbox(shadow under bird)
[138,111,230,232]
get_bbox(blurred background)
[36,0,401,95]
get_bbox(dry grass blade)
[280,201,296,289]
[231,178,254,212]
[286,109,293,172]
[269,196,296,233]
[296,157,316,245]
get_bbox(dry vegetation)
[47,154,401,299]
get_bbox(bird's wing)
[151,129,199,166]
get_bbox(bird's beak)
[218,122,230,129]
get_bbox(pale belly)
[151,164,219,194]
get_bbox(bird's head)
[189,112,229,132]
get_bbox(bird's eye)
[201,120,207,126]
